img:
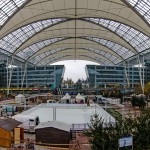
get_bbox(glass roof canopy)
[84,37,134,59]
[0,18,66,53]
[84,18,150,53]
[0,0,150,66]
[125,0,150,24]
[81,48,121,64]
[0,0,27,27]
[30,48,70,65]
[14,36,131,60]
[17,37,64,60]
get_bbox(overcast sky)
[52,60,99,82]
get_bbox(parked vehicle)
[98,97,107,104]
[12,115,39,132]
[47,100,57,103]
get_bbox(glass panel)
[88,54,112,65]
[29,48,68,64]
[0,18,67,53]
[0,48,11,56]
[84,18,150,53]
[126,0,150,24]
[83,47,121,64]
[0,0,27,26]
[38,55,67,66]
[16,37,64,60]
[85,37,134,59]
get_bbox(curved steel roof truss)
[122,0,150,26]
[83,18,150,53]
[0,18,68,54]
[36,50,115,65]
[38,53,114,66]
[30,47,121,65]
[0,0,30,28]
[16,36,127,62]
[0,0,150,66]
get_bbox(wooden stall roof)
[0,118,21,131]
[35,121,71,132]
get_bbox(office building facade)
[0,60,7,88]
[0,65,65,89]
[86,65,150,88]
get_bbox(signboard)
[119,136,133,148]
[32,88,39,91]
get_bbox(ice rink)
[18,103,115,124]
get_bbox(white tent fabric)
[61,93,71,100]
[16,94,24,97]
[61,93,71,103]
[76,93,85,100]
[15,94,25,103]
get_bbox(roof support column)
[127,61,130,87]
[123,61,130,88]
[21,62,27,89]
[136,55,144,94]
[6,57,9,91]
[142,55,145,95]
[7,55,14,96]
[95,65,96,88]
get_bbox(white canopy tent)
[61,93,71,103]
[75,93,85,103]
[15,94,25,104]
